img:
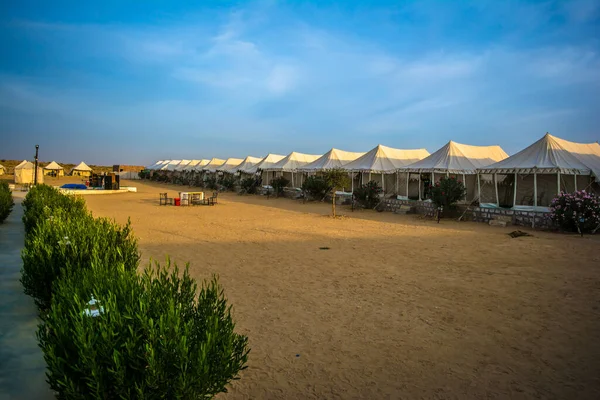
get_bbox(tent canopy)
[180,160,202,171]
[146,160,164,170]
[15,160,28,169]
[478,133,600,178]
[266,152,322,172]
[174,160,192,171]
[160,160,182,171]
[71,162,92,173]
[242,154,285,174]
[343,144,430,173]
[402,141,508,174]
[300,148,365,171]
[190,159,211,171]
[212,158,244,173]
[222,156,263,174]
[44,161,64,170]
[200,158,226,172]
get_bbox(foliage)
[38,259,250,399]
[240,177,259,194]
[138,169,151,179]
[205,175,218,190]
[322,168,350,192]
[549,190,600,233]
[219,173,236,191]
[270,176,290,197]
[22,185,87,236]
[430,176,466,209]
[0,181,14,223]
[21,193,139,311]
[301,176,330,201]
[353,181,382,209]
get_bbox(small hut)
[14,161,44,184]
[70,162,93,177]
[43,161,65,177]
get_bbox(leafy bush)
[239,177,258,194]
[322,168,351,217]
[0,181,14,223]
[205,175,218,190]
[270,176,289,197]
[38,259,249,399]
[22,185,87,236]
[353,181,382,209]
[21,206,139,311]
[430,176,466,209]
[138,169,151,179]
[549,190,600,233]
[301,175,330,200]
[219,173,236,191]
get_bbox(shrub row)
[0,181,14,223]
[21,185,249,398]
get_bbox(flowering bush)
[430,177,466,209]
[549,190,600,233]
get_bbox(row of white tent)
[146,133,600,209]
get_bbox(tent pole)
[369,172,371,182]
[406,172,409,198]
[557,171,560,197]
[534,170,538,208]
[494,173,500,206]
[351,172,354,193]
[574,174,577,191]
[477,173,482,203]
[396,172,399,196]
[513,173,518,207]
[382,172,385,193]
[418,174,422,201]
[462,173,466,198]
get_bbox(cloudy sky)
[0,0,598,165]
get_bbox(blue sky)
[0,0,599,165]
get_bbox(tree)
[322,168,350,217]
[430,176,466,217]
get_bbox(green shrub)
[219,173,236,191]
[0,181,14,223]
[430,176,466,210]
[240,177,259,194]
[38,259,249,399]
[205,175,218,190]
[322,168,351,217]
[353,181,382,209]
[21,207,139,311]
[22,185,87,236]
[301,176,330,200]
[270,176,289,197]
[138,169,151,179]
[550,190,600,233]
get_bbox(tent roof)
[342,144,430,173]
[174,160,192,171]
[15,161,34,170]
[160,160,182,171]
[149,160,170,170]
[222,156,263,174]
[208,158,243,173]
[402,141,508,174]
[242,154,285,174]
[190,159,211,171]
[0,164,5,170]
[71,162,92,172]
[44,161,64,170]
[266,152,322,171]
[478,133,600,178]
[180,160,202,171]
[300,148,365,171]
[200,158,226,172]
[146,160,164,169]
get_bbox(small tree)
[430,177,466,216]
[219,173,236,191]
[270,176,289,197]
[353,181,382,209]
[240,177,259,194]
[322,168,350,217]
[301,176,329,201]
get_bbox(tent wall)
[15,167,44,184]
[44,169,64,177]
[72,170,91,177]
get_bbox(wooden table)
[179,191,204,206]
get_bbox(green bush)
[205,175,218,190]
[301,176,330,201]
[430,176,466,209]
[38,259,249,399]
[21,207,140,311]
[270,176,289,197]
[0,181,14,223]
[353,181,382,209]
[138,169,151,179]
[219,173,236,191]
[22,185,87,236]
[240,177,259,194]
[550,190,600,233]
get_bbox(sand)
[80,180,600,399]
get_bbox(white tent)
[264,152,321,187]
[399,141,508,201]
[191,159,211,171]
[43,161,65,177]
[149,160,170,170]
[242,154,285,175]
[15,161,44,184]
[300,148,365,172]
[70,162,92,177]
[343,144,430,193]
[180,160,204,171]
[478,133,600,208]
[174,160,192,171]
[146,160,164,170]
[200,158,226,173]
[0,164,5,175]
[215,158,245,173]
[160,160,182,171]
[221,156,263,174]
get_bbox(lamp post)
[34,145,39,185]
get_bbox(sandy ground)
[79,179,600,399]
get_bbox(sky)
[0,0,599,165]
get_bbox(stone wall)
[383,199,553,229]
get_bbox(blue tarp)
[61,184,88,190]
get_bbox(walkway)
[0,194,53,399]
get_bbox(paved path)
[0,194,53,400]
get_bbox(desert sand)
[80,179,600,399]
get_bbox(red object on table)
[174,198,181,206]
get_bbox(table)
[179,191,204,206]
